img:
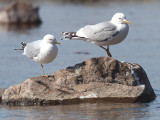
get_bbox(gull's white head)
[111,13,130,24]
[43,34,60,44]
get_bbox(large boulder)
[0,1,41,24]
[1,57,156,105]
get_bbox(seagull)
[15,34,60,77]
[62,13,130,57]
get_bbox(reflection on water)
[0,23,41,32]
[1,103,148,120]
[0,0,160,120]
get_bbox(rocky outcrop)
[0,88,5,103]
[1,57,156,105]
[0,1,41,24]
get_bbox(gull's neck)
[110,21,125,31]
[110,20,119,25]
[41,39,53,47]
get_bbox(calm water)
[0,0,160,119]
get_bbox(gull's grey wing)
[77,21,119,42]
[24,40,42,59]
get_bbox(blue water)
[0,0,160,119]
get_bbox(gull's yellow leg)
[107,46,112,57]
[100,46,112,57]
[41,64,49,78]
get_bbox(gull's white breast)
[34,43,58,64]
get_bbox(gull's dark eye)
[119,18,122,20]
[49,39,52,41]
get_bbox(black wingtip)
[21,42,27,49]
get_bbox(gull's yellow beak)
[124,20,130,24]
[55,42,61,44]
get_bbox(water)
[0,0,160,119]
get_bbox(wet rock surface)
[1,57,156,105]
[0,1,41,24]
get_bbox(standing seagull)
[15,34,60,77]
[62,13,130,57]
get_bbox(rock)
[0,1,41,24]
[2,57,156,105]
[0,88,5,103]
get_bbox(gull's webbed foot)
[42,74,49,78]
